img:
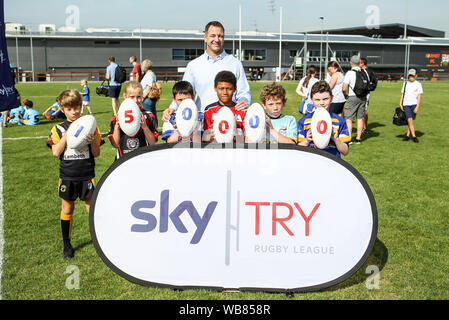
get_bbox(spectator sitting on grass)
[18,99,40,126]
[43,101,64,120]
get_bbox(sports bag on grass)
[96,80,109,97]
[393,107,407,126]
[393,81,408,126]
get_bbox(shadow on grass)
[396,130,425,139]
[38,119,58,125]
[367,122,385,131]
[325,237,388,292]
[74,239,93,251]
[38,117,66,125]
[89,111,112,116]
[349,122,384,141]
[362,122,386,141]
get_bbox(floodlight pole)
[14,26,20,73]
[239,4,242,61]
[319,17,324,80]
[303,33,308,77]
[278,6,283,81]
[139,26,142,64]
[325,32,329,73]
[403,0,408,78]
[232,31,235,56]
[30,30,34,82]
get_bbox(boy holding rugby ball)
[46,89,103,259]
[162,81,202,143]
[202,71,246,142]
[297,81,350,158]
[260,82,297,144]
[108,81,158,159]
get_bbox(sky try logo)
[130,171,321,246]
[93,147,377,290]
[131,190,218,244]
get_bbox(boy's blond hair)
[81,79,88,85]
[57,89,82,110]
[124,80,143,95]
[260,82,287,105]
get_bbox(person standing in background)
[296,65,319,115]
[140,59,159,126]
[162,21,251,122]
[105,56,121,115]
[129,56,142,82]
[342,56,369,144]
[360,57,378,134]
[400,69,423,143]
[326,61,346,117]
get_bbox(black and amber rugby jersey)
[46,120,104,180]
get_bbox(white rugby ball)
[66,115,97,149]
[118,98,141,137]
[311,107,332,149]
[244,103,266,143]
[176,98,198,137]
[213,107,236,143]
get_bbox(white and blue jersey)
[297,112,351,158]
[19,108,40,126]
[267,114,298,143]
[9,106,26,123]
[162,112,203,142]
[161,113,177,141]
[49,103,63,118]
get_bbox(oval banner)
[90,144,377,292]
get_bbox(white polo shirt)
[401,80,423,106]
[343,67,361,97]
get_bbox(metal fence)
[13,70,184,83]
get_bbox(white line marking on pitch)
[2,136,47,141]
[0,125,4,300]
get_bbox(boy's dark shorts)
[59,178,96,202]
[403,105,417,120]
[108,85,122,99]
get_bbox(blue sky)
[4,0,449,36]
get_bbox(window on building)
[366,55,381,65]
[172,49,204,61]
[243,49,266,61]
[335,51,360,62]
[290,50,298,58]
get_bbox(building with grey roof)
[5,23,449,81]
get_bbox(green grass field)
[1,80,448,300]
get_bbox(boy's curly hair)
[214,71,237,88]
[259,82,287,104]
